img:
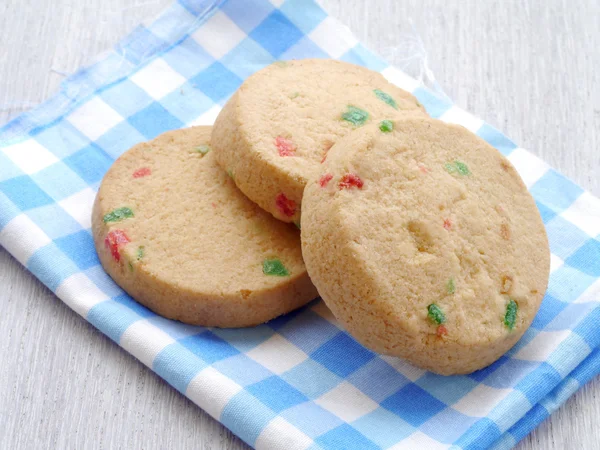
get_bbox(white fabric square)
[381,66,420,93]
[315,381,378,422]
[0,214,51,265]
[246,334,308,374]
[130,58,187,100]
[380,355,425,382]
[67,97,124,141]
[255,417,313,450]
[309,16,358,58]
[560,191,600,237]
[2,140,59,175]
[514,329,573,362]
[188,105,222,126]
[192,11,246,59]
[507,148,550,188]
[120,320,176,368]
[186,367,242,420]
[550,253,564,273]
[55,273,109,317]
[58,187,96,229]
[452,384,513,417]
[439,106,484,132]
[388,431,449,450]
[574,277,600,304]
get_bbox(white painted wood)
[1,0,599,448]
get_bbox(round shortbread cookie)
[301,117,550,375]
[211,59,426,224]
[92,126,317,327]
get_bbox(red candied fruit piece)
[443,218,452,230]
[275,136,296,157]
[319,173,333,188]
[275,193,296,217]
[338,173,364,190]
[104,229,130,262]
[133,167,152,178]
[417,163,430,174]
[436,324,448,337]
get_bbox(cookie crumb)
[500,223,511,240]
[501,275,513,294]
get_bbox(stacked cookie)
[93,59,550,375]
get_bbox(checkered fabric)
[1,0,599,448]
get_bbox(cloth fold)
[1,1,599,448]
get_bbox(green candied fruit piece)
[289,92,300,99]
[128,261,134,272]
[444,161,471,176]
[427,304,446,325]
[137,246,145,260]
[293,221,301,230]
[504,299,518,330]
[227,169,234,179]
[194,145,211,155]
[341,106,369,127]
[373,89,398,109]
[444,163,456,174]
[103,207,134,223]
[446,278,456,294]
[379,120,393,133]
[454,160,471,176]
[263,259,290,277]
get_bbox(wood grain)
[1,0,599,449]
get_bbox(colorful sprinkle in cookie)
[301,117,549,375]
[211,59,426,222]
[92,126,317,327]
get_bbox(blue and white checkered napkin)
[1,0,600,448]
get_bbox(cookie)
[92,126,317,327]
[211,59,426,223]
[301,117,550,375]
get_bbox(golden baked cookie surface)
[211,58,426,223]
[301,117,550,374]
[92,126,317,327]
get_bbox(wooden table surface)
[1,0,599,448]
